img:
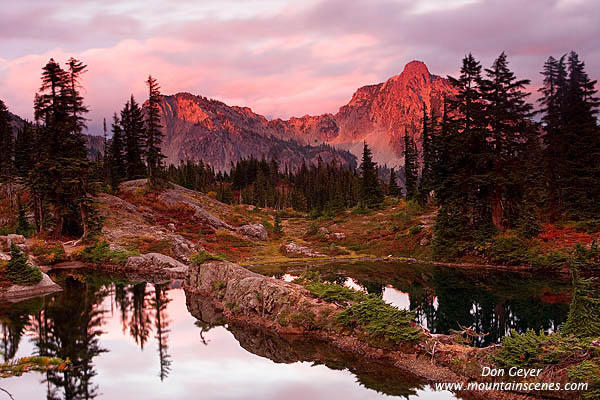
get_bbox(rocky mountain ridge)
[159,60,454,169]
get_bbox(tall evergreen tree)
[144,76,165,186]
[432,54,492,259]
[480,52,534,229]
[0,99,15,183]
[109,113,127,191]
[121,95,146,179]
[388,168,400,197]
[538,55,568,215]
[31,58,93,238]
[359,142,383,208]
[418,104,436,204]
[538,52,600,217]
[14,122,33,178]
[403,131,418,201]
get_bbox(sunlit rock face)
[155,61,454,170]
[330,61,455,167]
[156,93,357,172]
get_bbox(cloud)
[0,0,598,134]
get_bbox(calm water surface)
[0,268,459,400]
[259,261,572,346]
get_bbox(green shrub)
[350,206,371,216]
[191,250,227,265]
[288,305,317,330]
[337,295,423,346]
[529,250,568,270]
[31,243,67,265]
[487,236,567,269]
[79,241,139,265]
[487,236,529,265]
[570,242,600,270]
[305,224,318,236]
[562,269,600,338]
[409,225,423,235]
[6,244,42,286]
[493,330,588,369]
[568,361,600,399]
[303,281,368,304]
[574,219,600,234]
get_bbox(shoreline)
[242,255,573,275]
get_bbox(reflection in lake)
[261,261,571,346]
[0,270,455,399]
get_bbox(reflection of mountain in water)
[185,291,427,398]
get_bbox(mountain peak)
[401,60,430,77]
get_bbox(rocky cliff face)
[330,61,455,166]
[157,93,356,171]
[159,61,454,169]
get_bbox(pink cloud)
[0,0,598,134]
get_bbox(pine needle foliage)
[337,295,423,346]
[6,244,42,286]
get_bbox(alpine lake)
[0,260,571,399]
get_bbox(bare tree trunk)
[491,189,503,230]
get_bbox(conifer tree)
[121,95,146,179]
[418,104,436,204]
[480,52,534,229]
[403,131,418,201]
[539,55,568,215]
[0,99,15,183]
[560,52,600,216]
[15,196,32,237]
[388,168,400,197]
[14,122,33,178]
[432,55,492,258]
[33,59,84,236]
[359,142,383,208]
[109,113,127,191]
[6,244,42,286]
[274,213,283,234]
[144,76,165,187]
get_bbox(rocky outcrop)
[237,224,268,241]
[0,272,62,301]
[280,242,326,258]
[184,261,336,331]
[183,261,537,400]
[186,296,429,398]
[125,253,189,274]
[0,234,25,252]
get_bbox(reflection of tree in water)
[149,283,172,381]
[403,268,569,346]
[0,298,43,361]
[357,280,384,296]
[129,283,152,350]
[30,277,108,400]
[113,281,173,381]
[114,283,131,334]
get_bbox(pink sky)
[0,0,598,134]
